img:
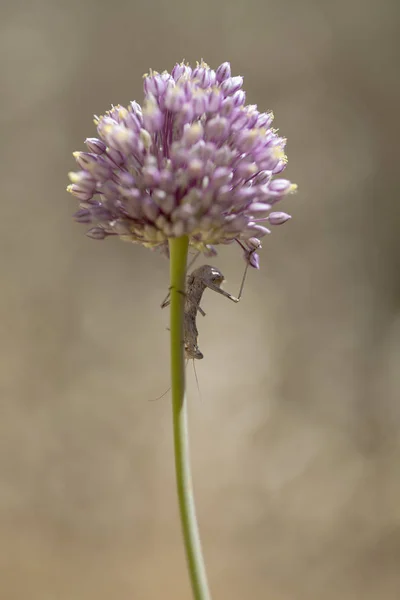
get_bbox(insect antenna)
[187,250,201,271]
[233,239,258,301]
[149,359,190,401]
[149,385,171,402]
[236,260,250,301]
[192,359,202,401]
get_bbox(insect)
[152,256,253,400]
[162,258,250,360]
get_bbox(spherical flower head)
[67,60,297,267]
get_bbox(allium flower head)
[67,60,297,267]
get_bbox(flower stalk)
[169,235,211,600]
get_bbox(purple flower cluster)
[68,60,296,267]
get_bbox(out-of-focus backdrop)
[1,0,399,598]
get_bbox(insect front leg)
[160,287,186,309]
[205,281,240,303]
[203,257,252,303]
[160,251,200,309]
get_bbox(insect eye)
[210,268,222,280]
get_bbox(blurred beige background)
[1,0,400,598]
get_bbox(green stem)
[169,236,212,600]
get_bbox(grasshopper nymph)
[162,259,251,360]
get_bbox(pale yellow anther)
[246,129,261,141]
[68,171,80,183]
[102,124,113,136]
[143,68,159,79]
[140,129,152,150]
[72,151,81,159]
[115,126,130,142]
[118,106,129,120]
[289,184,298,193]
[184,122,203,144]
[168,87,180,98]
[271,146,286,162]
[143,97,159,116]
[66,184,73,193]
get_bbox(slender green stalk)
[169,236,212,600]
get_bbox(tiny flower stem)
[169,236,212,600]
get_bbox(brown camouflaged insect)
[162,261,250,360]
[154,260,251,400]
